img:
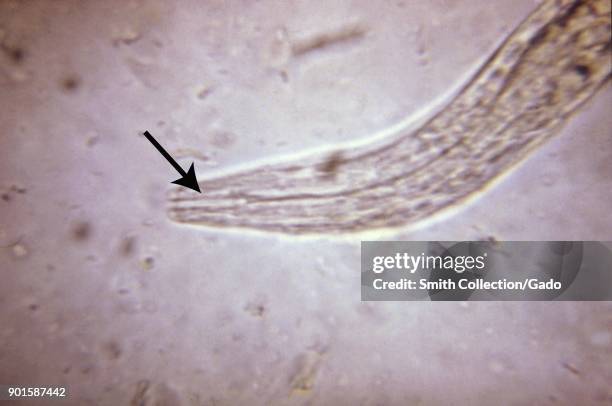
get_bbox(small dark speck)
[528,26,549,47]
[196,86,213,100]
[71,221,92,242]
[103,341,122,360]
[61,74,81,92]
[28,303,39,312]
[80,365,94,375]
[6,46,26,64]
[573,64,590,79]
[1,193,10,202]
[119,236,136,257]
[141,256,154,270]
[245,301,267,317]
[319,152,344,179]
[279,70,289,83]
[10,184,26,194]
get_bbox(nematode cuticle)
[168,0,611,235]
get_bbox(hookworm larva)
[168,0,611,236]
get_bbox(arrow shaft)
[143,131,185,176]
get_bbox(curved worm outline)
[167,0,611,239]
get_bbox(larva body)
[168,0,611,236]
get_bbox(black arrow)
[142,130,201,193]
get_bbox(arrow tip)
[171,163,201,193]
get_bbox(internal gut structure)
[167,0,610,236]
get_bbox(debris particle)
[561,361,581,376]
[244,301,266,318]
[479,235,498,243]
[131,379,150,406]
[289,350,324,395]
[10,184,26,194]
[119,235,137,257]
[80,364,95,375]
[291,24,366,56]
[172,148,210,162]
[141,256,154,270]
[196,85,213,100]
[1,44,25,64]
[264,26,291,67]
[112,28,142,46]
[210,130,237,149]
[86,132,100,147]
[11,243,28,258]
[318,152,344,179]
[71,221,92,242]
[61,74,81,92]
[103,341,122,360]
[279,70,289,83]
